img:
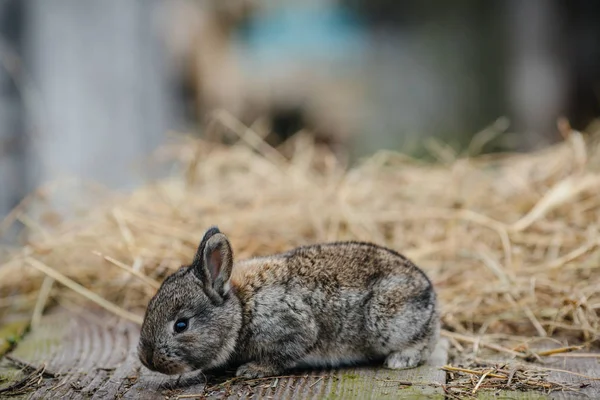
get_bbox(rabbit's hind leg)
[366,276,439,370]
[384,309,440,370]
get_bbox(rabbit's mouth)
[143,357,190,375]
[138,346,190,375]
[155,363,190,375]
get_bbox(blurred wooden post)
[22,0,176,194]
[506,0,567,150]
[0,0,26,221]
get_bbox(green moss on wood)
[9,314,67,362]
[341,373,359,380]
[327,370,445,400]
[0,320,29,357]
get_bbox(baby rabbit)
[138,226,439,378]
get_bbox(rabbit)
[138,226,439,378]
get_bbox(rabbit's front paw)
[235,362,282,379]
[384,348,423,370]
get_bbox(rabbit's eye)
[174,318,189,333]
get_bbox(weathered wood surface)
[501,354,600,400]
[467,348,600,400]
[2,305,599,399]
[544,355,600,400]
[0,306,448,399]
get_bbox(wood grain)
[4,306,598,399]
[545,355,600,400]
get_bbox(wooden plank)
[545,355,600,400]
[0,306,449,399]
[126,338,448,400]
[0,306,138,399]
[3,304,598,400]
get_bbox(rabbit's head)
[138,227,241,375]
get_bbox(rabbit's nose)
[152,351,166,372]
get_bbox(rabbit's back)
[231,241,431,291]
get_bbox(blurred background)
[1,0,600,219]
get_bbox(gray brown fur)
[138,227,439,378]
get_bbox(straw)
[0,113,599,356]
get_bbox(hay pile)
[1,115,599,355]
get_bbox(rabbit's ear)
[191,226,221,287]
[203,233,234,297]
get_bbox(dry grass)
[1,112,599,360]
[441,361,594,398]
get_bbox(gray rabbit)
[138,226,439,378]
